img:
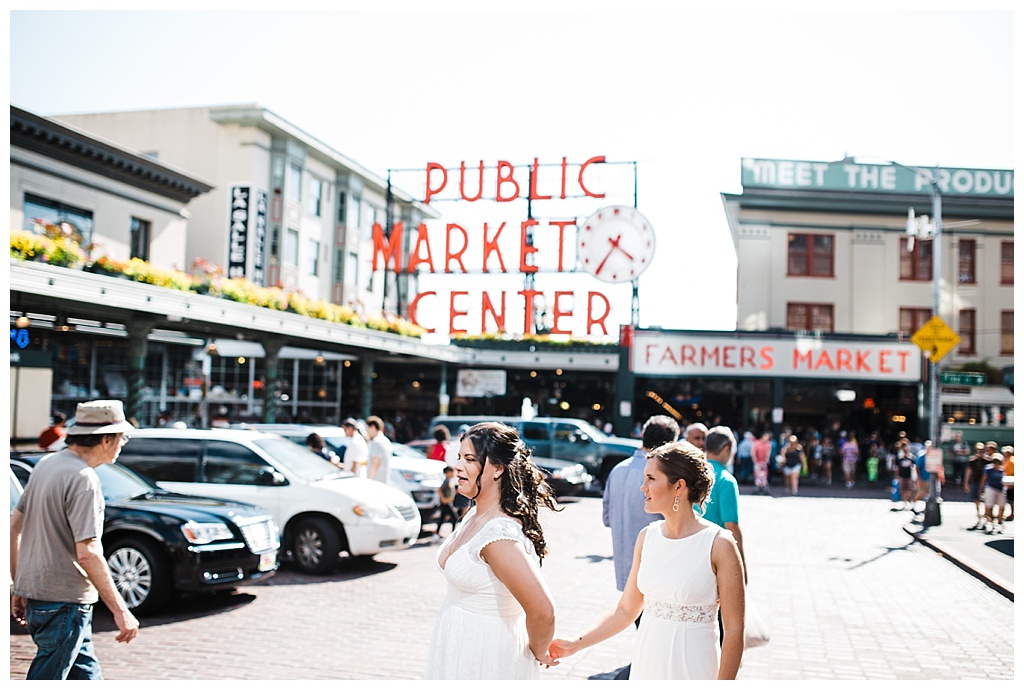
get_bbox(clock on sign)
[576,206,655,283]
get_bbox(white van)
[233,423,446,523]
[118,428,421,574]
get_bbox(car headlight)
[353,503,392,520]
[180,520,234,544]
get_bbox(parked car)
[532,457,595,499]
[233,424,446,525]
[10,451,280,615]
[115,428,421,574]
[428,415,640,485]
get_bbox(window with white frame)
[284,228,299,266]
[307,239,320,276]
[286,163,302,202]
[308,178,322,216]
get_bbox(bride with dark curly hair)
[425,422,562,679]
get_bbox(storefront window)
[23,194,95,247]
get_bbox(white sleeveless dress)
[425,509,539,680]
[631,521,725,680]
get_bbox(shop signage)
[741,158,1013,198]
[457,369,507,397]
[630,331,922,382]
[227,185,268,285]
[939,371,986,386]
[375,157,647,337]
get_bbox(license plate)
[259,550,277,572]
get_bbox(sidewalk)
[738,479,1015,600]
[903,498,1014,600]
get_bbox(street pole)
[923,177,943,527]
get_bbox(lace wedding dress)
[631,521,725,680]
[424,508,538,680]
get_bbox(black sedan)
[532,456,595,499]
[10,452,281,615]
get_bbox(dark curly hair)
[648,440,715,511]
[462,422,561,560]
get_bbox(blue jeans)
[25,599,103,680]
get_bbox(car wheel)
[106,536,172,615]
[291,517,342,574]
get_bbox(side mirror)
[255,468,286,486]
[572,432,591,444]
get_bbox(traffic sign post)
[911,316,960,363]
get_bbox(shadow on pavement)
[986,539,1014,557]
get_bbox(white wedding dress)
[425,507,539,680]
[630,521,725,680]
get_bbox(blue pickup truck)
[428,415,641,486]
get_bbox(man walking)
[702,426,747,577]
[602,414,679,679]
[684,422,708,451]
[365,415,393,484]
[10,399,140,679]
[341,417,369,477]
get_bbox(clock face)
[576,206,656,283]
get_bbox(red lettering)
[644,343,659,365]
[548,219,575,272]
[495,160,520,202]
[518,289,541,334]
[659,347,679,366]
[550,291,573,335]
[879,351,891,373]
[740,346,755,368]
[560,157,568,199]
[701,346,720,367]
[406,223,436,273]
[681,345,697,366]
[578,156,606,199]
[408,291,436,333]
[855,350,872,372]
[760,347,774,370]
[445,223,469,273]
[372,221,403,272]
[459,161,485,202]
[449,291,469,335]
[587,291,611,335]
[481,292,505,333]
[814,350,835,370]
[424,162,447,204]
[519,219,539,273]
[793,349,813,370]
[481,222,507,272]
[897,350,910,372]
[529,158,552,201]
[836,348,852,371]
[722,346,735,368]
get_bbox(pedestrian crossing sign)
[911,316,960,363]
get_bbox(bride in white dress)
[549,441,746,680]
[425,422,561,679]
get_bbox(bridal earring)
[672,494,680,512]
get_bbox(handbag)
[745,600,770,648]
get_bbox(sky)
[6,3,1017,337]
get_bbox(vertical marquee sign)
[227,185,269,285]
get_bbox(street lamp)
[832,156,943,526]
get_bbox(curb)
[904,525,1014,601]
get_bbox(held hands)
[548,637,582,662]
[533,649,559,668]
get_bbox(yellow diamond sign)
[911,316,961,363]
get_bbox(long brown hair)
[462,422,561,560]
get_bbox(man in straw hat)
[10,400,141,679]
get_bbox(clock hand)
[607,235,635,261]
[594,243,617,276]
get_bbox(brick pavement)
[9,493,1014,680]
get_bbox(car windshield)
[253,437,353,481]
[96,463,157,500]
[574,420,611,441]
